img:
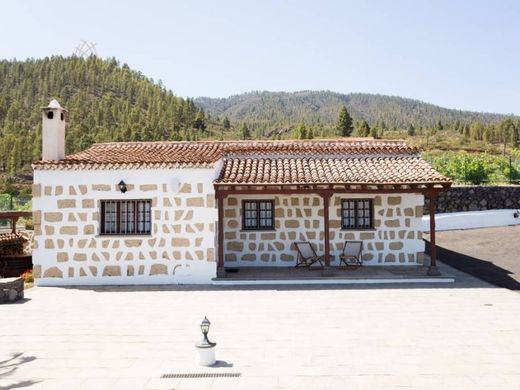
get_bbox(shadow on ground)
[211,360,233,368]
[426,240,520,291]
[0,353,39,389]
[1,297,32,305]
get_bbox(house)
[32,101,451,285]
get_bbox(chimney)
[41,99,66,160]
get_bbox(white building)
[32,101,451,285]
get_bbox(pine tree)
[222,116,231,130]
[355,120,370,137]
[336,106,353,137]
[194,111,207,132]
[370,126,379,139]
[240,123,251,140]
[463,124,470,138]
[499,119,516,154]
[294,123,308,139]
[453,120,461,133]
[407,124,415,136]
[470,122,484,141]
[379,121,387,137]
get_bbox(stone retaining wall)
[0,277,24,303]
[425,186,520,213]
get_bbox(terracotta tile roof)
[216,156,451,185]
[0,233,27,246]
[32,138,450,186]
[33,139,419,170]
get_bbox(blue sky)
[1,0,519,114]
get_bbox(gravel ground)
[425,225,520,290]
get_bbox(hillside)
[0,57,518,194]
[196,90,515,130]
[0,56,212,183]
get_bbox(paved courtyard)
[1,263,520,389]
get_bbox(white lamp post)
[195,317,217,366]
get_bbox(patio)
[1,261,519,389]
[215,260,455,285]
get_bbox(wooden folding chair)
[339,241,363,268]
[294,241,324,269]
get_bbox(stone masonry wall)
[223,193,425,267]
[32,168,217,285]
[424,186,520,213]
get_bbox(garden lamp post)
[195,316,217,366]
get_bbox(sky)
[1,0,519,114]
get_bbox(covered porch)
[214,181,451,280]
[213,256,456,285]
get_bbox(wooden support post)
[11,217,17,234]
[427,192,441,276]
[216,193,226,278]
[321,191,333,277]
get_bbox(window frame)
[340,198,374,230]
[100,199,152,236]
[241,199,275,231]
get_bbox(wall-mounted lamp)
[118,180,127,193]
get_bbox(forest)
[196,90,516,134]
[0,56,217,185]
[0,56,519,199]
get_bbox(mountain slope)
[0,56,208,178]
[196,90,514,129]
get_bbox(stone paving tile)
[1,263,520,389]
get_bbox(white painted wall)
[33,167,218,285]
[423,209,520,232]
[223,193,425,267]
[33,164,429,286]
[42,103,66,161]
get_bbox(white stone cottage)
[32,101,451,285]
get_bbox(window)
[100,199,151,235]
[242,200,274,230]
[341,199,373,229]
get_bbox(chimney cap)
[42,99,67,111]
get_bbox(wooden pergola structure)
[0,211,32,234]
[0,211,33,278]
[214,181,451,278]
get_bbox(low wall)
[423,209,520,232]
[425,186,520,214]
[0,277,24,303]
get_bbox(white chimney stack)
[42,99,66,160]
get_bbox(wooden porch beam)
[0,212,31,234]
[321,190,333,277]
[213,187,445,196]
[216,191,226,278]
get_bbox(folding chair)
[339,241,363,268]
[294,241,324,269]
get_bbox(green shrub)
[424,151,520,185]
